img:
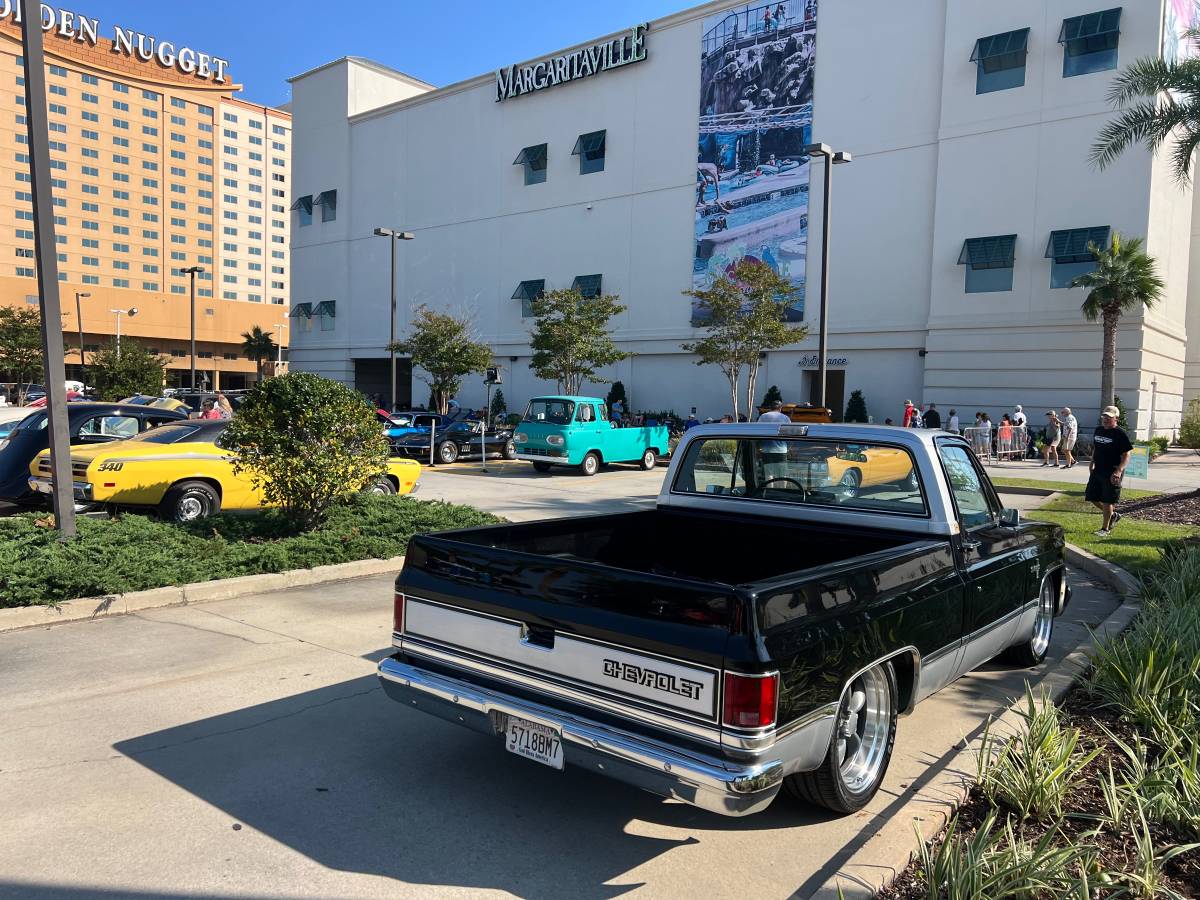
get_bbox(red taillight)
[722,671,778,729]
[393,592,405,634]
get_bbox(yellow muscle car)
[28,420,421,522]
[824,444,918,497]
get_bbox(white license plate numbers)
[504,716,564,770]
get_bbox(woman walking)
[1041,410,1061,467]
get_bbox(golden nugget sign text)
[0,1,230,83]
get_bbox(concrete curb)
[809,547,1142,899]
[0,555,405,634]
[994,485,1059,497]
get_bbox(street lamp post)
[110,306,138,358]
[373,227,415,412]
[804,143,852,411]
[74,291,90,374]
[182,266,204,391]
[274,322,286,374]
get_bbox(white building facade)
[288,1,1199,436]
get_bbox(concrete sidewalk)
[983,448,1200,494]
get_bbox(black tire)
[368,477,397,495]
[437,441,459,464]
[1003,577,1055,667]
[783,660,897,814]
[532,461,553,473]
[502,440,517,460]
[640,449,658,471]
[160,480,220,523]
[838,468,861,498]
[580,451,601,477]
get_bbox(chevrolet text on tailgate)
[378,424,1070,816]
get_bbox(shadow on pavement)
[113,676,832,899]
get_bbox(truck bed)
[429,508,916,586]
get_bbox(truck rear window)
[672,437,927,516]
[523,399,575,425]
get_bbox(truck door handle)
[961,538,981,554]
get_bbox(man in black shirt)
[1086,405,1133,536]
[923,403,942,430]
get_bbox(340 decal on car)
[97,461,124,472]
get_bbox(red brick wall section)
[0,17,238,94]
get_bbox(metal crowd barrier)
[962,425,1029,463]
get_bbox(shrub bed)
[882,544,1200,899]
[0,495,500,609]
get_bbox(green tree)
[223,373,390,528]
[490,388,507,422]
[1091,32,1200,182]
[1180,398,1200,448]
[683,260,807,419]
[240,325,277,384]
[88,340,166,401]
[0,306,44,405]
[1113,395,1130,431]
[1071,233,1164,410]
[844,389,868,423]
[528,289,630,396]
[389,306,492,414]
[606,380,628,412]
[761,384,783,407]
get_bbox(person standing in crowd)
[998,414,1014,459]
[684,412,700,430]
[947,408,959,434]
[1041,410,1061,467]
[923,403,941,429]
[1060,407,1078,468]
[1088,405,1133,537]
[215,393,234,419]
[758,400,791,479]
[611,398,624,423]
[902,400,915,428]
[1012,405,1027,430]
[909,404,923,428]
[198,399,221,420]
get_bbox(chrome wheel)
[177,496,204,521]
[837,666,892,795]
[838,469,860,498]
[1030,580,1055,658]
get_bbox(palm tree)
[1071,233,1164,410]
[240,326,277,384]
[1091,33,1200,182]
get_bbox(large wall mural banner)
[693,0,818,323]
[1163,0,1200,62]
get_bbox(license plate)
[504,715,564,770]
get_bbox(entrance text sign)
[496,24,647,102]
[0,1,230,83]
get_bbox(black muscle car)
[378,424,1070,817]
[391,419,518,464]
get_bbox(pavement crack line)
[0,753,126,777]
[189,607,383,662]
[128,612,292,646]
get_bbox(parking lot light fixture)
[109,306,137,358]
[181,266,204,390]
[75,291,90,371]
[804,142,853,411]
[373,228,415,412]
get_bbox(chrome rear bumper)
[28,475,91,501]
[378,655,784,816]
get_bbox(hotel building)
[0,8,291,389]
[290,1,1200,436]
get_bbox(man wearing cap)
[758,399,791,481]
[1060,407,1078,468]
[1087,406,1133,537]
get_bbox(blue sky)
[88,0,692,107]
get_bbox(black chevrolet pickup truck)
[378,424,1069,817]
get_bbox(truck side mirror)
[999,508,1020,527]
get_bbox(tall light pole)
[110,306,138,358]
[182,265,204,390]
[804,143,852,411]
[373,228,414,412]
[74,291,90,373]
[274,321,286,374]
[20,0,74,538]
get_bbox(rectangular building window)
[81,73,98,85]
[314,189,337,222]
[1059,8,1121,77]
[959,235,1016,292]
[572,130,606,174]
[512,279,545,317]
[971,28,1030,93]
[1046,226,1109,287]
[49,64,66,76]
[49,83,66,96]
[291,194,312,226]
[514,144,548,185]
[572,274,603,298]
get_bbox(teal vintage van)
[514,396,670,475]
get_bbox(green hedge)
[0,495,500,609]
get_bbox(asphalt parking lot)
[0,466,1122,899]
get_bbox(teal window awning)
[1045,226,1110,263]
[513,144,548,171]
[958,235,1017,269]
[572,130,606,159]
[313,190,336,209]
[511,279,545,301]
[313,300,336,317]
[289,195,312,213]
[572,274,602,298]
[288,302,312,318]
[1059,8,1121,56]
[970,28,1030,72]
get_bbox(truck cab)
[514,395,669,475]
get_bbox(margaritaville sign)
[496,23,647,102]
[0,1,230,83]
